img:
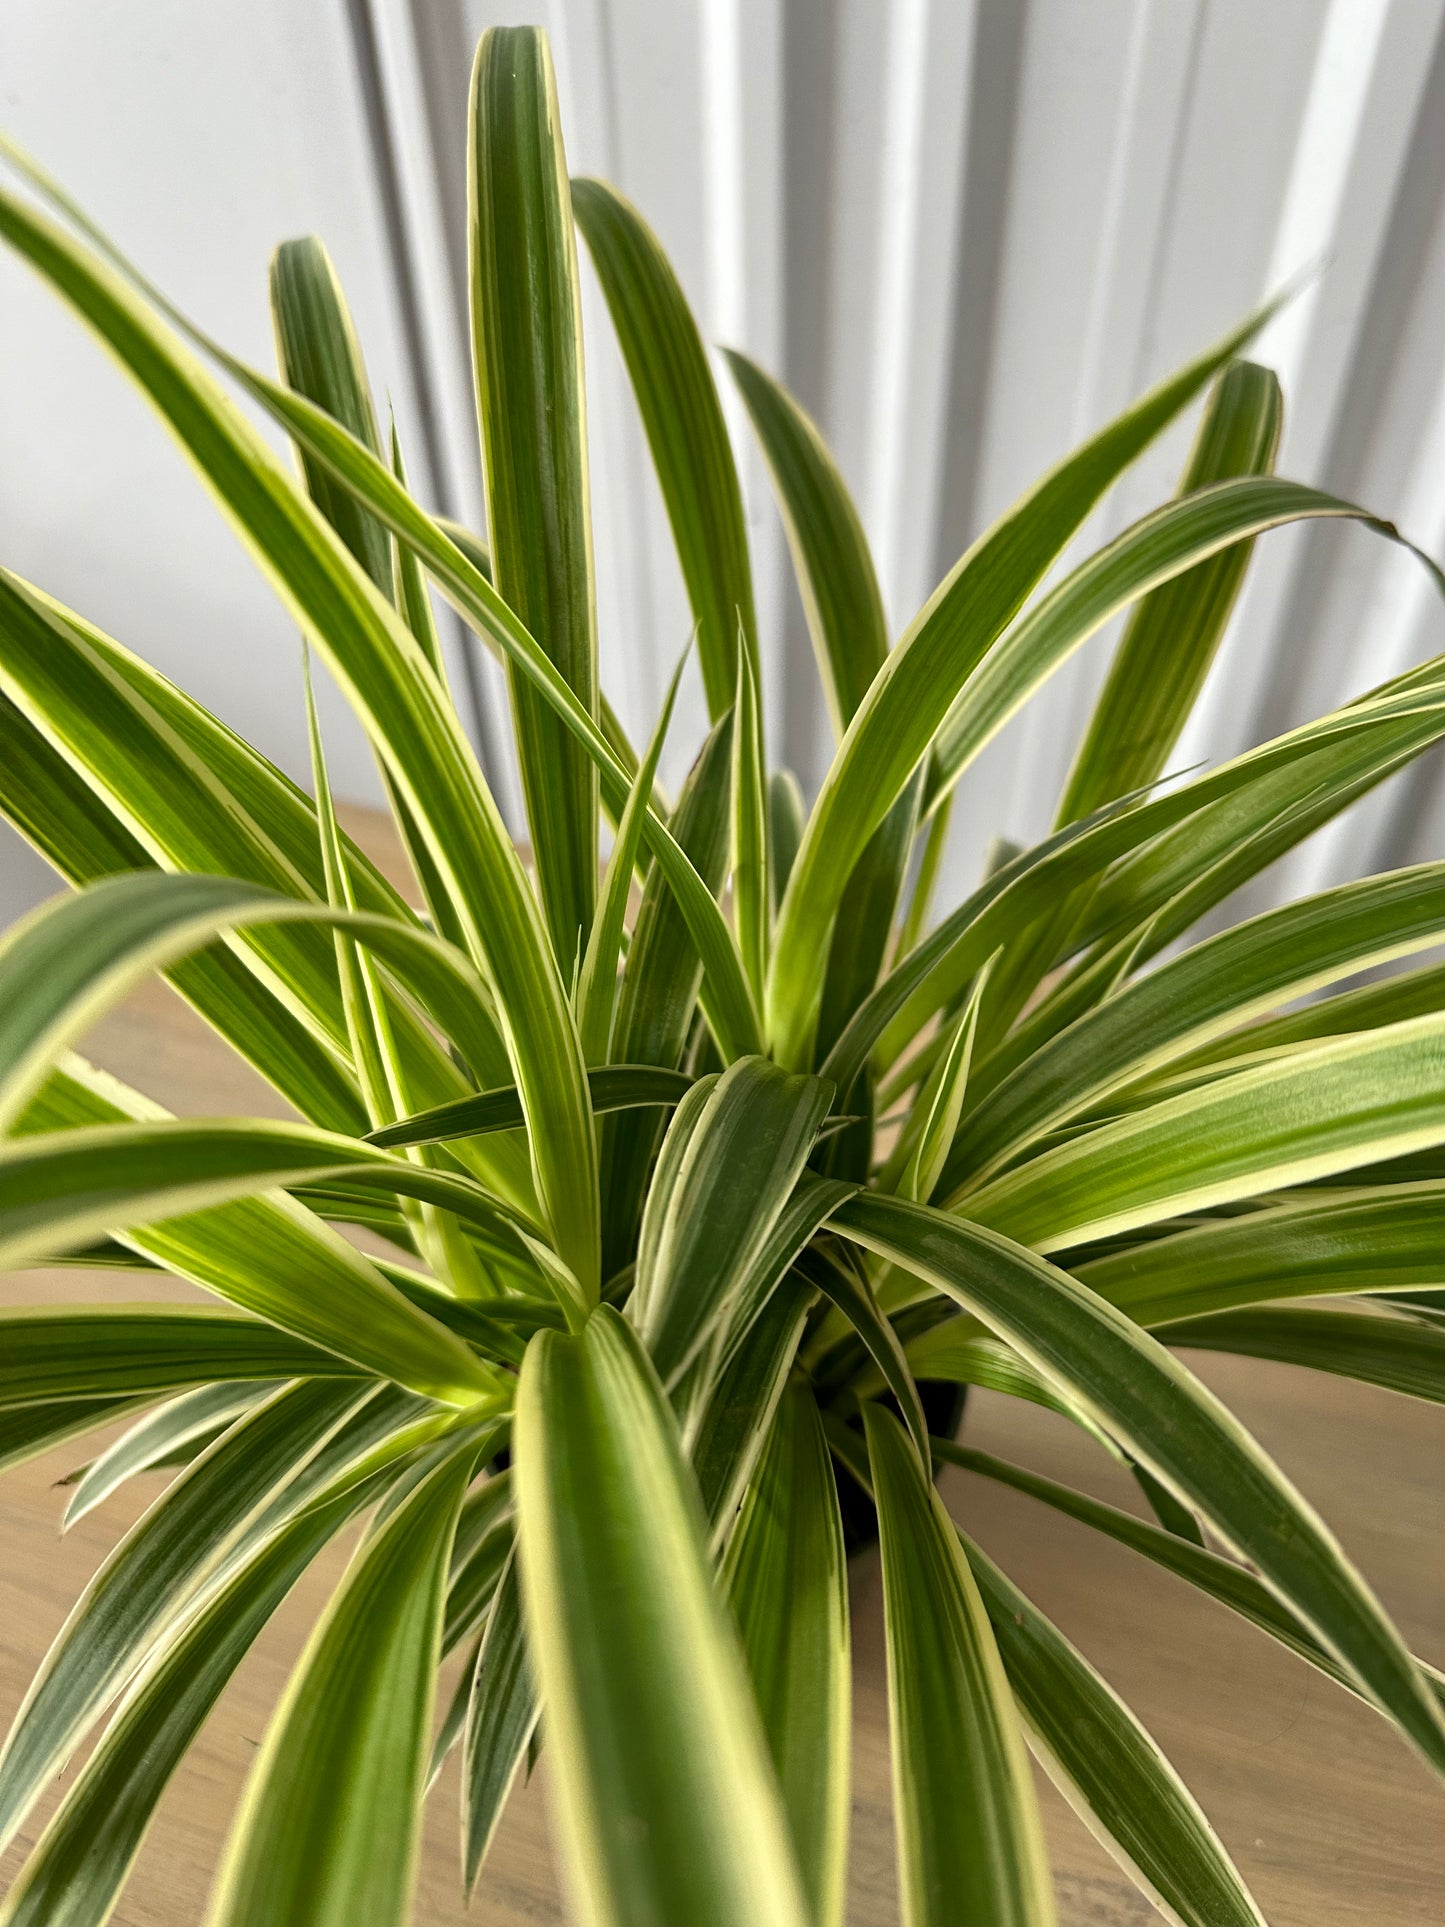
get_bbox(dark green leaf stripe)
[207,1437,479,1927]
[936,1440,1445,1721]
[691,1277,813,1541]
[0,1121,517,1394]
[573,178,756,719]
[462,1548,539,1892]
[0,1307,356,1408]
[725,349,886,732]
[63,1380,275,1528]
[0,1396,148,1479]
[800,1245,930,1470]
[632,1057,833,1386]
[0,1459,384,1927]
[931,475,1432,799]
[833,1192,1445,1774]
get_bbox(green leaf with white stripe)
[1057,359,1281,824]
[0,1446,394,1927]
[572,177,756,719]
[461,1547,539,1892]
[937,1439,1445,1724]
[1162,1304,1445,1407]
[0,173,600,1300]
[579,652,684,1064]
[833,1192,1445,1778]
[62,1380,275,1528]
[1075,1182,1445,1328]
[207,1438,477,1927]
[767,300,1279,1068]
[0,1306,354,1408]
[514,1305,811,1927]
[631,1056,833,1386]
[723,1383,850,1927]
[960,1531,1266,1927]
[864,1403,1054,1927]
[471,26,597,969]
[960,1010,1445,1252]
[725,348,886,733]
[950,863,1445,1190]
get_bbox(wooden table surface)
[3,831,1443,1923]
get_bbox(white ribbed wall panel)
[7,0,1445,939]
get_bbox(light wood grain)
[3,888,1442,1922]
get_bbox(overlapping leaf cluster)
[1,26,1443,1927]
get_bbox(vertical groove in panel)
[1001,0,1204,846]
[1177,0,1411,792]
[779,0,843,789]
[863,0,977,634]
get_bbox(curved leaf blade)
[864,1403,1055,1927]
[514,1306,811,1927]
[833,1192,1445,1776]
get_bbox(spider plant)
[2,22,1445,1926]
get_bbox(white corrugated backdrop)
[6,0,1445,931]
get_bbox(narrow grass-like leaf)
[1057,360,1281,823]
[471,27,598,967]
[723,1383,850,1927]
[960,1010,1445,1252]
[0,1120,515,1395]
[768,769,805,912]
[690,1275,813,1539]
[937,1440,1445,1721]
[887,956,991,1201]
[961,1531,1266,1927]
[1075,1182,1445,1327]
[0,1306,355,1407]
[948,862,1445,1190]
[579,653,684,1063]
[0,1381,383,1860]
[724,348,886,732]
[573,177,755,718]
[930,477,1438,805]
[369,1063,694,1148]
[768,302,1279,1067]
[462,1547,539,1892]
[631,1056,833,1385]
[731,630,769,1005]
[62,1381,274,1529]
[604,712,734,1274]
[834,1193,1445,1775]
[864,1403,1054,1927]
[0,1454,391,1927]
[207,1437,477,1927]
[515,1306,811,1927]
[0,1398,148,1479]
[1162,1304,1445,1406]
[0,180,600,1301]
[801,1245,930,1471]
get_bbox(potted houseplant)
[1,23,1443,1926]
